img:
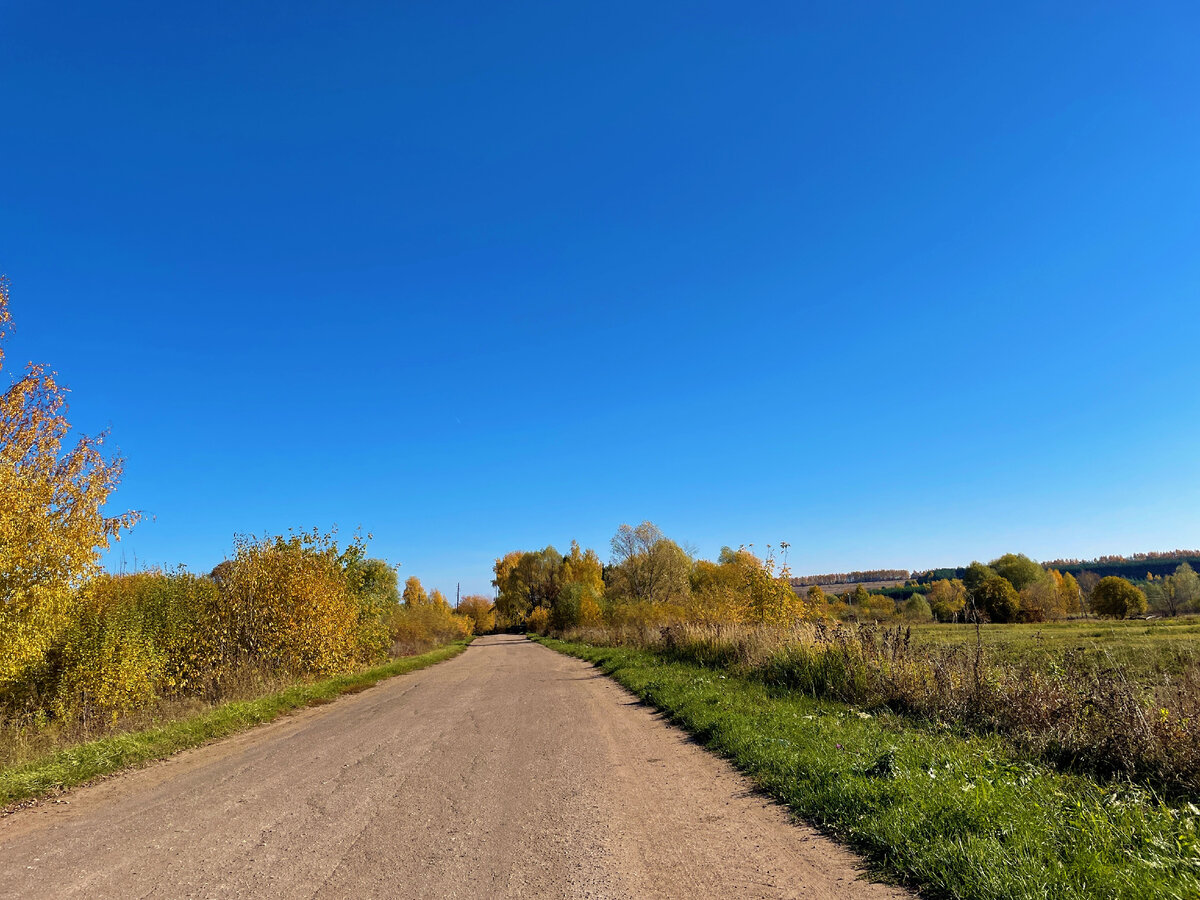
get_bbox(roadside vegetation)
[0,279,487,787]
[501,521,1200,895]
[0,638,470,809]
[496,524,1199,787]
[559,620,1200,794]
[535,635,1199,900]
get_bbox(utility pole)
[456,582,460,610]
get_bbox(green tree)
[977,575,1021,623]
[1173,562,1200,613]
[846,584,871,609]
[344,557,400,661]
[1091,576,1148,619]
[347,558,400,606]
[989,553,1045,592]
[904,593,933,622]
[962,561,994,597]
[1076,570,1101,616]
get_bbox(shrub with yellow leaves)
[214,530,364,677]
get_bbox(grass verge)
[0,639,471,809]
[533,635,1200,900]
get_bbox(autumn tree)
[491,551,526,627]
[555,540,604,629]
[718,545,806,625]
[688,556,749,624]
[402,576,430,608]
[458,595,496,634]
[0,277,139,693]
[927,578,967,622]
[492,547,564,627]
[1091,576,1148,619]
[1019,570,1079,622]
[846,584,871,609]
[1058,571,1083,615]
[606,522,690,606]
[216,530,364,674]
[1148,563,1200,616]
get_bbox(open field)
[804,580,908,596]
[909,616,1200,679]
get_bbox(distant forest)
[912,550,1200,585]
[786,550,1200,607]
[789,569,908,587]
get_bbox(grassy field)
[535,635,1200,900]
[0,639,472,810]
[908,616,1200,678]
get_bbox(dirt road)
[0,635,909,899]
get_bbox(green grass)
[534,635,1200,900]
[909,616,1200,680]
[0,639,471,809]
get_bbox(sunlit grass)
[536,635,1200,900]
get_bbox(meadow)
[909,616,1200,678]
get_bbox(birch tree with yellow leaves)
[0,276,139,694]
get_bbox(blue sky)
[2,2,1198,596]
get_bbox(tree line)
[493,523,807,632]
[789,569,908,587]
[878,554,1197,623]
[496,529,1196,632]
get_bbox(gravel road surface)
[0,634,909,899]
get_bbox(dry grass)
[561,621,1200,793]
[0,659,295,772]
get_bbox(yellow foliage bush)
[215,531,362,676]
[386,576,472,653]
[388,600,472,654]
[53,577,166,723]
[527,606,551,634]
[458,595,497,634]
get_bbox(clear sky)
[2,2,1198,597]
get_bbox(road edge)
[0,638,473,812]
